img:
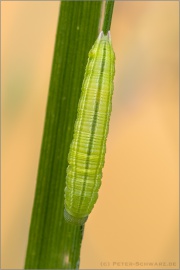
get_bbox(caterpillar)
[64,31,115,225]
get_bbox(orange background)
[1,1,179,269]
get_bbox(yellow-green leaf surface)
[25,1,102,269]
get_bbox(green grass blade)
[24,1,102,269]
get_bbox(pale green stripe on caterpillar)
[64,31,115,225]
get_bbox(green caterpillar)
[64,31,115,225]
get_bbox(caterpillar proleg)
[64,31,115,225]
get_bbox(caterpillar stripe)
[64,31,115,225]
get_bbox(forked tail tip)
[98,31,111,42]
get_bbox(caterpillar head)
[64,209,88,226]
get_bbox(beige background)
[1,1,179,269]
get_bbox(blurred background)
[1,1,179,269]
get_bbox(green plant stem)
[102,0,115,34]
[24,2,102,269]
